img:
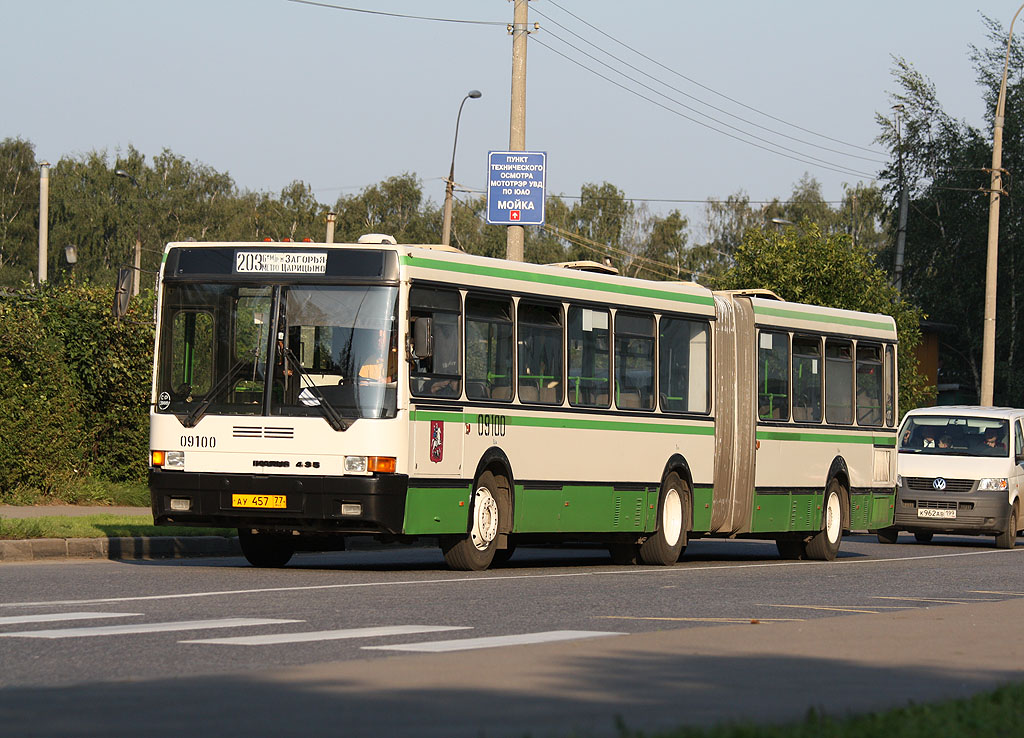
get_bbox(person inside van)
[981,428,1006,455]
[921,429,937,448]
[938,434,953,450]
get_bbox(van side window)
[1016,420,1024,457]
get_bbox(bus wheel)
[995,506,1018,549]
[492,540,517,566]
[876,527,899,544]
[238,528,294,568]
[639,472,687,566]
[805,479,844,561]
[441,472,504,571]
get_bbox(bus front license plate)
[918,508,955,519]
[232,494,287,509]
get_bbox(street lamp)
[114,169,142,296]
[441,89,482,246]
[981,2,1024,406]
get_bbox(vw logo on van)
[932,477,947,491]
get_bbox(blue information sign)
[486,151,546,225]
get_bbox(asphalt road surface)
[1,533,1023,737]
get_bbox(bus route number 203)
[477,414,506,437]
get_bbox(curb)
[0,536,241,563]
[0,535,437,563]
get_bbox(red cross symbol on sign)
[510,210,521,221]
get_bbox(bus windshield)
[897,415,1010,457]
[155,283,399,422]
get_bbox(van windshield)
[897,415,1010,458]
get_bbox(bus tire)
[639,472,687,566]
[441,471,504,571]
[805,479,844,561]
[238,528,294,568]
[876,527,899,544]
[995,505,1018,549]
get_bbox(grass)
[608,681,1024,737]
[0,514,234,540]
[2,478,151,507]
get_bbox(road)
[1,534,1023,737]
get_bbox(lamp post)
[981,2,1024,406]
[114,169,142,296]
[441,89,482,246]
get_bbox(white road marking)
[3,547,1021,609]
[872,595,1001,605]
[181,624,472,646]
[363,630,623,653]
[0,612,143,626]
[0,618,302,639]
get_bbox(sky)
[1,1,1016,235]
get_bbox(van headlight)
[978,478,1008,491]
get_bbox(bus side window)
[659,317,709,414]
[409,286,461,399]
[757,330,789,421]
[885,344,896,426]
[465,294,514,402]
[567,305,610,408]
[825,338,853,425]
[615,312,655,410]
[518,302,564,405]
[856,343,883,426]
[792,334,822,423]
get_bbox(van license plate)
[232,494,286,509]
[918,508,955,519]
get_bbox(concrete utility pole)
[38,162,50,285]
[325,212,336,243]
[506,0,529,262]
[981,2,1024,406]
[892,105,908,292]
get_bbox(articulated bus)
[148,235,899,570]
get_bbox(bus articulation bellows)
[148,236,899,570]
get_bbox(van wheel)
[805,479,844,561]
[608,542,641,565]
[441,472,505,571]
[914,531,933,543]
[995,507,1018,549]
[776,538,806,559]
[639,473,688,566]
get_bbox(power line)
[287,0,505,25]
[530,36,876,180]
[545,0,884,157]
[533,9,886,166]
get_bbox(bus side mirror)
[112,268,133,319]
[412,317,433,359]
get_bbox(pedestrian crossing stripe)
[0,612,143,626]
[0,617,302,639]
[181,624,472,645]
[363,630,623,652]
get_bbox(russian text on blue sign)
[486,151,546,225]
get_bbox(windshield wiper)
[282,346,351,432]
[182,358,248,428]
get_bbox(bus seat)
[490,386,511,401]
[519,385,539,403]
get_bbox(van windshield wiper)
[282,346,351,432]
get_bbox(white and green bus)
[148,235,899,570]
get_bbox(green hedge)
[0,283,154,501]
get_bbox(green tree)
[876,18,1024,404]
[720,222,931,410]
[0,137,38,284]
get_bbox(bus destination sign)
[235,251,328,274]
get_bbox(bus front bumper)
[149,469,410,534]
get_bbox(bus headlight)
[153,450,185,469]
[978,478,1008,491]
[343,456,396,474]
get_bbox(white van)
[880,406,1022,548]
